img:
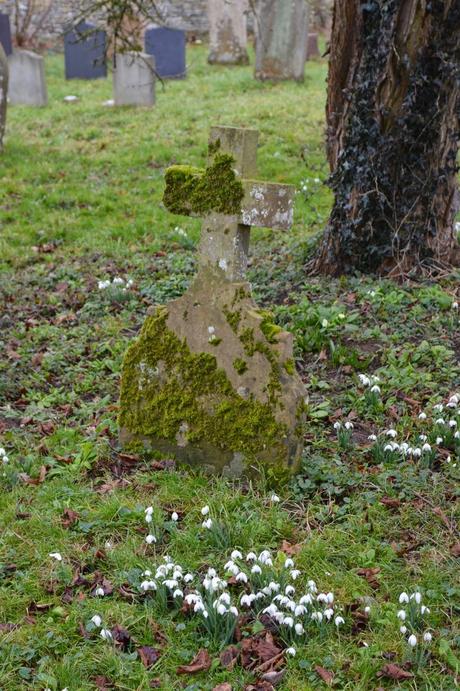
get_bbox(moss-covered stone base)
[119,271,306,477]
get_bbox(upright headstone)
[64,20,107,80]
[119,126,306,478]
[8,50,47,106]
[144,26,186,79]
[208,0,249,65]
[306,32,320,59]
[113,52,155,106]
[255,0,309,81]
[0,14,12,57]
[0,45,8,151]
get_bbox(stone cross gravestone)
[120,126,306,478]
[64,21,107,80]
[8,50,48,106]
[306,32,320,60]
[0,45,8,152]
[144,26,186,79]
[0,14,12,57]
[208,0,249,65]
[255,0,309,81]
[113,52,155,107]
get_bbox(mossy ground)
[0,44,459,690]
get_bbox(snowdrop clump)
[333,420,354,449]
[0,447,9,464]
[396,590,433,664]
[98,276,133,291]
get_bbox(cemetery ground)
[0,46,459,691]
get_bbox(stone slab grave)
[144,26,186,79]
[113,52,155,107]
[8,50,47,106]
[120,126,306,478]
[255,0,309,81]
[306,32,320,60]
[64,20,107,80]
[0,13,12,57]
[208,0,249,65]
[0,45,8,152]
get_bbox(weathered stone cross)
[163,125,295,281]
[119,126,305,478]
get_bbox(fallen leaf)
[380,497,401,509]
[220,645,239,670]
[450,542,460,557]
[177,648,212,674]
[137,645,160,668]
[62,508,80,528]
[93,675,114,690]
[0,623,18,633]
[356,567,380,589]
[213,684,232,691]
[280,540,302,556]
[261,669,286,686]
[150,680,161,688]
[377,663,414,681]
[111,624,131,651]
[245,682,274,691]
[315,666,334,685]
[241,632,283,671]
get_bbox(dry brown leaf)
[137,645,160,668]
[280,540,302,556]
[220,645,239,670]
[315,665,334,685]
[450,542,460,557]
[213,684,233,691]
[377,663,414,681]
[177,648,212,674]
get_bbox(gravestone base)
[119,270,305,478]
[113,52,155,106]
[8,50,47,106]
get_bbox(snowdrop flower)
[91,615,102,627]
[295,622,304,635]
[112,277,124,285]
[171,512,179,522]
[251,564,262,575]
[202,518,212,529]
[284,558,295,569]
[295,605,307,617]
[201,505,209,516]
[173,589,183,599]
[449,419,457,428]
[98,279,110,290]
[412,448,422,458]
[359,374,371,386]
[307,580,317,593]
[333,421,341,430]
[216,603,227,616]
[326,592,334,604]
[100,628,112,641]
[386,429,397,438]
[321,319,328,328]
[145,534,156,544]
[246,552,257,562]
[258,550,272,564]
[236,572,248,584]
[207,568,217,578]
[397,610,406,621]
[164,579,178,589]
[241,594,256,607]
[286,647,296,656]
[370,385,381,394]
[411,592,422,604]
[145,513,153,523]
[283,616,294,628]
[229,606,238,617]
[300,594,313,606]
[49,552,62,561]
[436,436,443,445]
[231,550,243,560]
[140,580,156,591]
[368,434,377,441]
[408,634,417,647]
[317,593,328,604]
[364,606,371,613]
[270,493,280,503]
[311,611,323,622]
[94,587,105,597]
[399,592,409,604]
[344,421,354,430]
[421,605,430,614]
[219,593,231,606]
[290,569,301,580]
[419,434,428,441]
[433,404,444,412]
[145,506,153,515]
[384,444,395,453]
[263,603,278,616]
[324,608,334,621]
[334,616,345,626]
[285,585,295,596]
[400,625,407,634]
[224,561,240,576]
[269,582,280,593]
[423,632,432,643]
[452,302,459,310]
[418,412,427,420]
[435,418,445,426]
[422,443,432,453]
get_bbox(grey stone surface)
[0,13,12,56]
[8,50,47,106]
[64,21,107,80]
[306,32,320,59]
[113,52,155,106]
[144,26,186,79]
[208,0,249,65]
[0,44,8,150]
[255,0,309,81]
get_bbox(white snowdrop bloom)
[0,448,5,456]
[397,610,406,621]
[202,518,213,529]
[224,560,236,571]
[241,594,256,607]
[436,436,443,445]
[421,605,430,614]
[219,593,231,605]
[98,279,110,290]
[173,569,183,580]
[286,647,296,657]
[185,593,199,604]
[285,585,295,596]
[258,550,272,564]
[261,586,272,596]
[143,570,152,577]
[384,444,395,453]
[171,512,179,522]
[236,572,248,584]
[399,592,409,604]
[400,442,409,453]
[231,550,243,560]
[435,418,445,426]
[284,558,295,569]
[229,606,239,617]
[446,455,452,464]
[321,318,328,328]
[368,434,377,441]
[300,594,313,606]
[145,534,156,544]
[201,505,210,516]
[295,622,304,635]
[311,611,323,622]
[333,421,341,430]
[283,616,294,628]
[145,513,153,523]
[326,592,334,604]
[449,419,457,427]
[194,601,205,613]
[208,326,215,335]
[216,603,227,616]
[286,600,296,613]
[433,404,444,412]
[251,564,262,575]
[364,606,371,613]
[202,609,209,619]
[100,629,112,641]
[112,277,124,285]
[246,552,257,562]
[307,580,318,593]
[207,567,217,577]
[255,591,265,600]
[317,593,328,604]
[269,582,280,593]
[290,570,301,580]
[263,603,278,617]
[324,608,334,621]
[140,580,156,592]
[270,493,280,503]
[91,615,102,627]
[449,394,459,404]
[412,448,422,458]
[295,605,307,617]
[452,302,459,310]
[344,421,354,430]
[370,385,381,394]
[49,552,62,561]
[184,573,194,583]
[423,632,432,643]
[94,587,105,597]
[408,634,417,647]
[455,431,460,439]
[227,563,240,576]
[400,625,407,634]
[386,429,397,438]
[334,616,345,626]
[358,374,371,387]
[173,589,183,599]
[422,443,432,453]
[418,412,427,420]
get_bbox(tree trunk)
[0,45,8,152]
[313,0,460,276]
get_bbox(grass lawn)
[1,46,459,690]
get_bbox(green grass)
[1,46,460,690]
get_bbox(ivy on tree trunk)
[313,0,460,276]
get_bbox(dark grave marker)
[64,20,107,80]
[0,14,12,56]
[144,26,186,79]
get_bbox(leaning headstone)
[306,32,320,59]
[8,50,47,106]
[64,20,107,80]
[0,45,8,151]
[255,0,309,81]
[208,0,249,65]
[144,26,186,79]
[113,52,155,106]
[120,126,306,478]
[0,14,12,57]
